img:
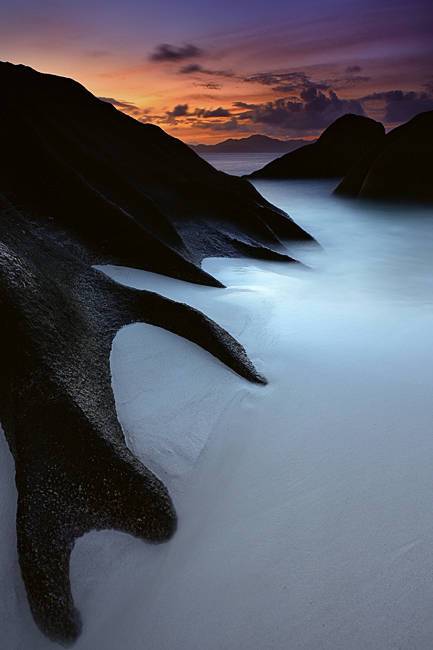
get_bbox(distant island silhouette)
[191,134,311,154]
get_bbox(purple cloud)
[166,103,190,121]
[345,65,362,74]
[193,117,250,132]
[236,88,364,133]
[363,90,433,123]
[150,43,203,62]
[179,63,234,78]
[244,70,329,95]
[195,106,231,117]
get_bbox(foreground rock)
[0,61,309,643]
[335,110,433,201]
[249,114,385,179]
[1,62,312,286]
[0,199,267,643]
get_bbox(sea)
[3,154,433,649]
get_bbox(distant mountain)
[335,110,433,202]
[191,134,311,154]
[249,114,385,179]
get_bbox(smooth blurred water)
[4,174,433,649]
[197,152,279,175]
[85,180,433,650]
[253,178,433,307]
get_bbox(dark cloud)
[165,103,190,121]
[149,43,203,62]
[194,107,231,118]
[178,63,203,74]
[101,59,433,139]
[363,90,433,123]
[329,65,370,88]
[341,75,371,85]
[179,63,234,78]
[171,104,190,117]
[193,117,250,133]
[236,88,364,133]
[233,101,258,110]
[164,103,232,124]
[346,65,362,74]
[327,74,371,89]
[244,67,371,96]
[194,81,223,90]
[244,71,329,94]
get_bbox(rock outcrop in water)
[249,114,385,179]
[0,61,311,644]
[335,110,433,201]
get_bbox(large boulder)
[0,61,302,643]
[335,110,433,201]
[0,61,312,288]
[249,114,385,179]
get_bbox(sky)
[2,0,433,143]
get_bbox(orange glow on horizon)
[2,10,432,146]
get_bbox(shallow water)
[198,151,279,175]
[3,178,433,649]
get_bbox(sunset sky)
[2,0,433,143]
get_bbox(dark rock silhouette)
[249,114,385,179]
[192,134,311,154]
[335,110,433,201]
[1,62,312,286]
[0,61,311,643]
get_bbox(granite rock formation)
[335,110,433,201]
[249,114,385,180]
[0,61,312,643]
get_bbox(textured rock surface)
[249,114,385,179]
[335,110,433,201]
[0,198,265,644]
[0,61,309,643]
